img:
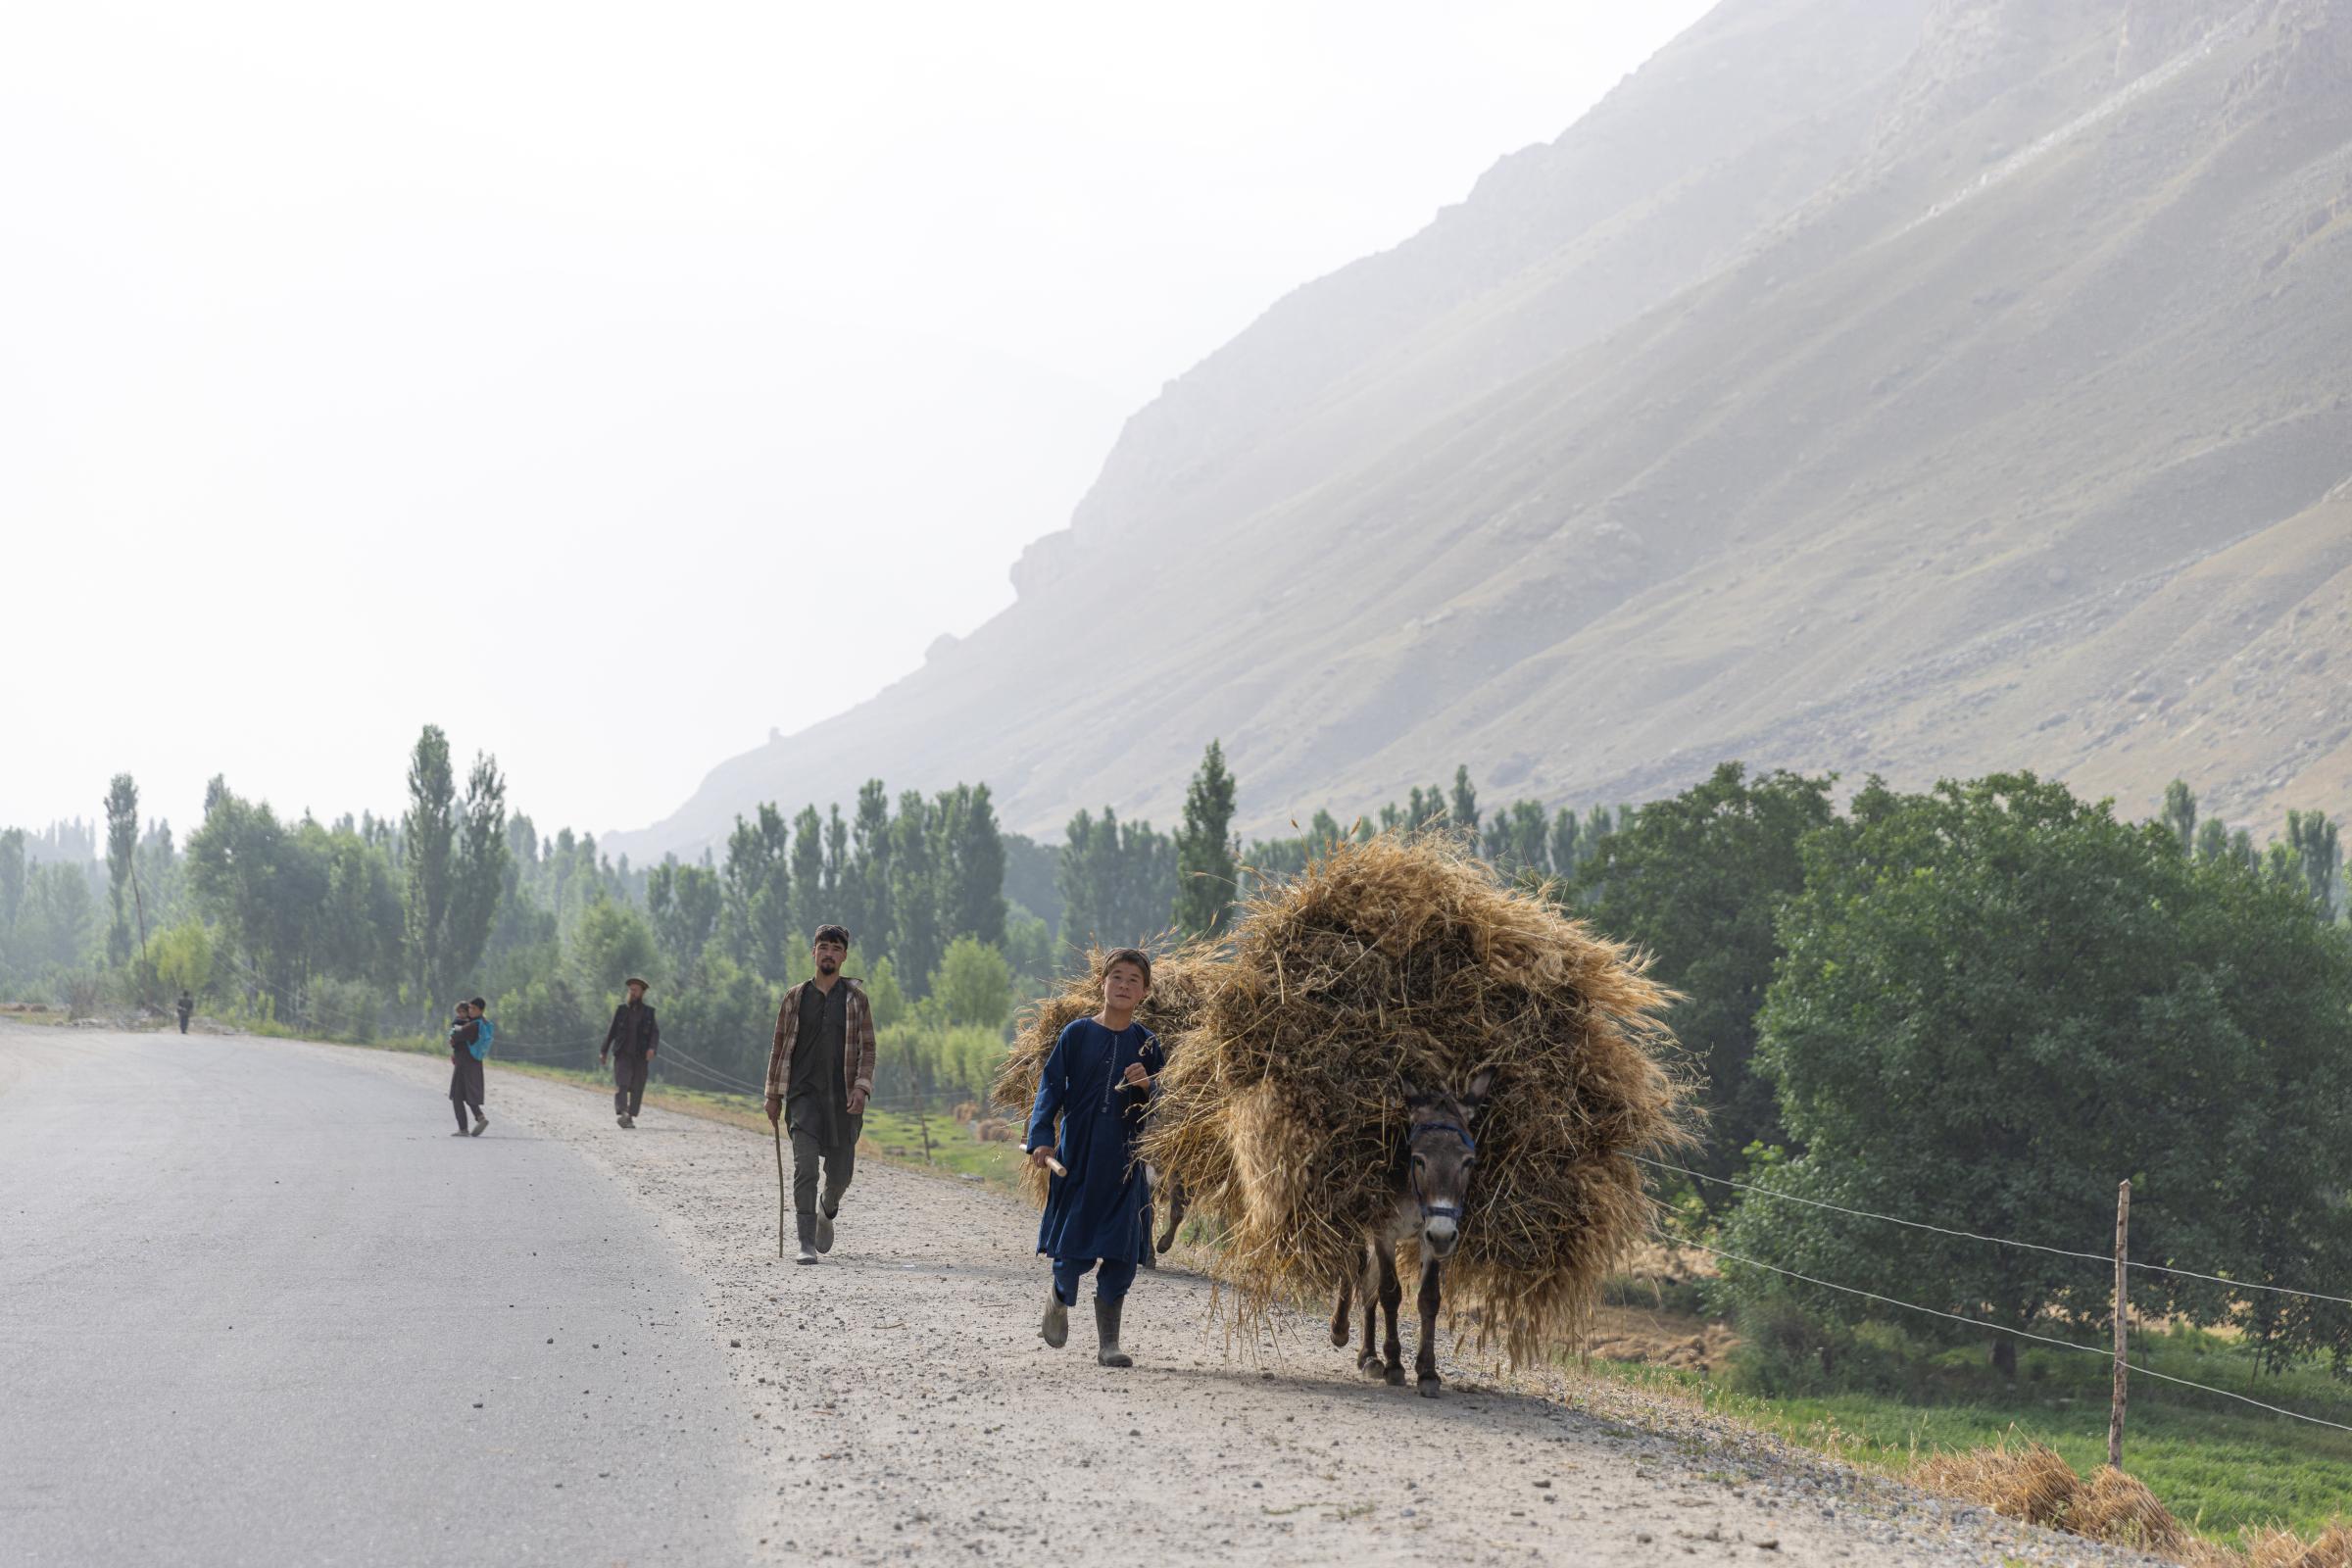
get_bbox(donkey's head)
[1402,1067,1494,1261]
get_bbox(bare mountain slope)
[615,0,2352,860]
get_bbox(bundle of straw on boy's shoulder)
[1000,833,1695,1366]
[993,943,1218,1210]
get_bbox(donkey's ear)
[1464,1067,1497,1106]
[1401,1083,1433,1111]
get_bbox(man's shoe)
[450,1129,468,1137]
[1042,1288,1069,1348]
[795,1211,820,1264]
[814,1203,836,1254]
[622,1114,636,1129]
[616,1112,627,1128]
[470,1113,487,1137]
[1095,1296,1133,1368]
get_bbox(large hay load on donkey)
[1138,834,1693,1369]
[990,946,1219,1211]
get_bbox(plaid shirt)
[764,978,878,1105]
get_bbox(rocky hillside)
[614,0,2352,858]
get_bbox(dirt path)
[326,1041,2143,1567]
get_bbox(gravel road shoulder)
[333,1043,2154,1567]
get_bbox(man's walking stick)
[774,1116,787,1258]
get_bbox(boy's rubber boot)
[1042,1288,1069,1348]
[471,1111,487,1137]
[1095,1296,1132,1367]
[795,1212,820,1264]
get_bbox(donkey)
[1329,1069,1494,1396]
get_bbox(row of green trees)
[1568,764,2352,1375]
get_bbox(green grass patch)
[1587,1330,2352,1540]
[854,1107,1029,1191]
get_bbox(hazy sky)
[4,0,1712,844]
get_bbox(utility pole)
[2109,1178,2131,1471]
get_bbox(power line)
[1637,1154,2352,1307]
[1637,1155,2111,1264]
[1653,1230,2352,1435]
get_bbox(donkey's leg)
[1331,1270,1353,1348]
[1356,1245,1383,1376]
[1415,1258,1445,1397]
[1155,1176,1187,1255]
[1376,1240,1406,1387]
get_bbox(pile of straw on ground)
[990,946,1218,1209]
[1916,1440,2348,1567]
[1137,833,1693,1365]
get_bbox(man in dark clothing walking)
[763,926,875,1264]
[174,989,193,1035]
[448,998,491,1137]
[602,977,660,1129]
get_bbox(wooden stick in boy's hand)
[1022,1146,1067,1177]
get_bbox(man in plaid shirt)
[764,924,876,1264]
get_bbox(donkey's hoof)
[1385,1363,1407,1388]
[1356,1353,1385,1379]
[1330,1322,1349,1348]
[1417,1374,1443,1398]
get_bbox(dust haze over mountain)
[614,0,2352,862]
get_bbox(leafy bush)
[305,976,383,1043]
[1723,1297,1924,1400]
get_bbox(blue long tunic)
[1026,1018,1163,1264]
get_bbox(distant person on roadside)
[602,977,660,1129]
[174,989,193,1035]
[448,998,492,1138]
[1025,947,1162,1368]
[763,926,875,1264]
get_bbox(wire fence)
[1649,1228,2352,1435]
[1635,1153,2352,1307]
[1637,1149,2352,1437]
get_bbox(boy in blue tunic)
[1026,948,1163,1367]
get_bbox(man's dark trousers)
[791,1123,860,1217]
[613,1056,649,1118]
[449,1056,484,1130]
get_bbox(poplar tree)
[2161,779,2197,853]
[1057,808,1107,952]
[889,790,942,996]
[1549,807,1580,875]
[1448,764,1480,836]
[1173,740,1239,938]
[402,726,457,1015]
[104,773,140,966]
[942,783,1007,946]
[824,805,848,906]
[444,752,509,991]
[720,805,792,983]
[848,779,894,960]
[0,828,25,934]
[2285,808,2341,915]
[789,805,826,950]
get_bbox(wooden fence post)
[2109,1178,2131,1471]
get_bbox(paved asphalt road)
[0,1024,755,1566]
